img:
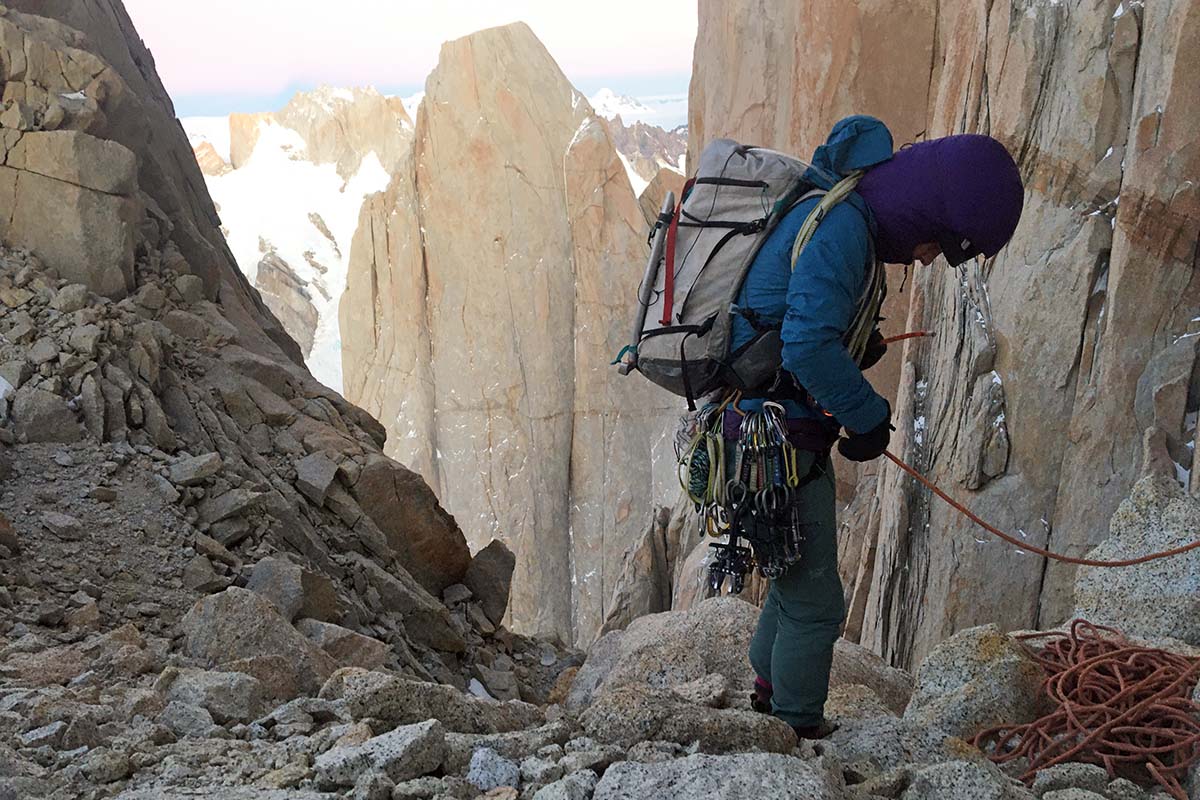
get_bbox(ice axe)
[614,191,676,376]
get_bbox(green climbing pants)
[746,449,845,728]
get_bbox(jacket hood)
[855,134,1025,265]
[805,115,895,186]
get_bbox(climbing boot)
[749,677,773,714]
[791,720,838,741]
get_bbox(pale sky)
[124,1,698,116]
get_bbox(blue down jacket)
[729,116,893,434]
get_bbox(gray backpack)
[615,139,885,409]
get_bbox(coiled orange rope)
[973,620,1200,799]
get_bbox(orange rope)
[973,620,1200,800]
[881,330,935,345]
[883,450,1200,567]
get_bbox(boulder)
[579,684,795,753]
[314,719,445,789]
[295,618,388,670]
[900,760,1036,800]
[16,721,65,749]
[246,556,342,622]
[593,753,848,800]
[824,715,983,777]
[159,667,268,724]
[157,701,222,739]
[1074,476,1200,645]
[464,539,516,625]
[180,587,338,696]
[196,488,262,524]
[831,638,914,715]
[903,624,1046,740]
[50,283,89,313]
[341,672,544,734]
[466,748,520,792]
[519,755,563,786]
[574,597,760,705]
[824,684,895,724]
[441,721,575,773]
[1029,763,1111,798]
[82,748,131,784]
[294,451,339,505]
[11,386,81,443]
[571,597,904,716]
[41,511,82,539]
[350,453,471,594]
[533,771,597,800]
[169,452,223,486]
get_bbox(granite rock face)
[340,22,676,644]
[903,624,1045,740]
[1074,476,1200,645]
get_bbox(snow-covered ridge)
[589,88,652,121]
[588,88,688,129]
[182,90,405,393]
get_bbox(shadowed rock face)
[0,0,495,699]
[255,247,319,357]
[2,0,301,364]
[683,0,1200,670]
[603,115,686,184]
[340,22,677,645]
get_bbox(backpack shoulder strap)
[786,170,885,362]
[789,171,864,271]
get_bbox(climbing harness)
[681,306,1200,596]
[677,392,828,594]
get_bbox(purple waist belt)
[721,408,839,453]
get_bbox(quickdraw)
[676,393,816,594]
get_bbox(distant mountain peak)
[589,88,652,121]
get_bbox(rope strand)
[883,450,1200,567]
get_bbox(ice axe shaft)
[617,191,675,376]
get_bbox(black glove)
[859,329,887,370]
[838,407,892,462]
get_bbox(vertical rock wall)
[564,117,679,641]
[688,0,1200,669]
[341,23,676,644]
[416,24,583,642]
[341,150,438,485]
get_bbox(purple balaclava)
[855,134,1024,266]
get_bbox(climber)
[737,121,1025,740]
